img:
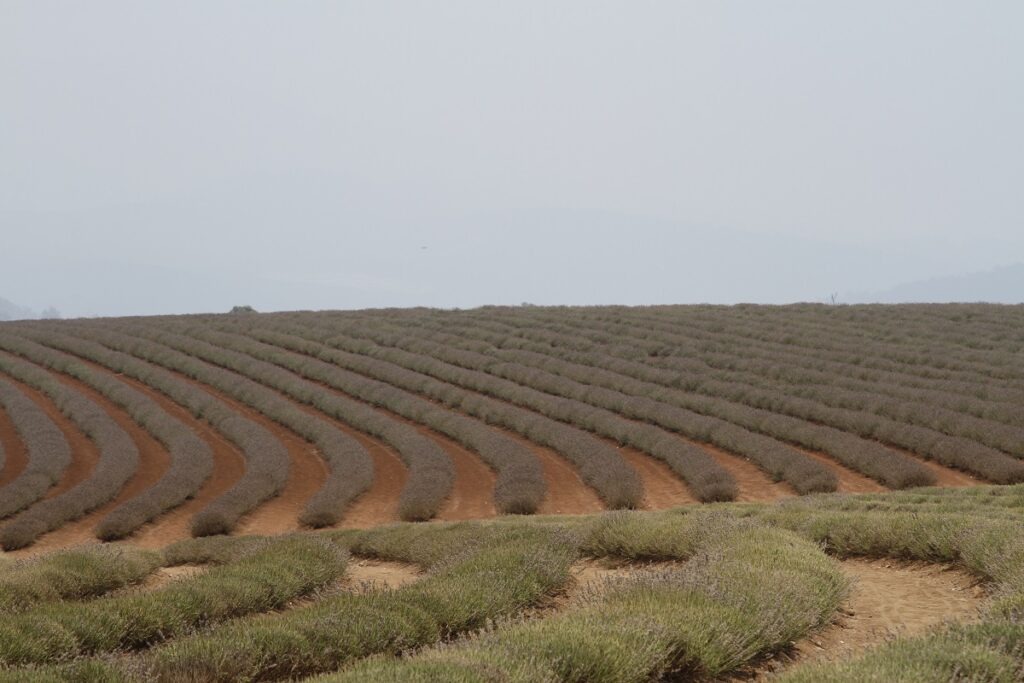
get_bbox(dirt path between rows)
[518,558,688,618]
[793,446,888,494]
[747,559,985,679]
[685,437,794,503]
[345,558,420,591]
[179,382,331,538]
[889,445,982,488]
[8,363,173,555]
[290,402,407,530]
[487,425,603,516]
[76,358,331,539]
[260,368,499,524]
[0,404,29,487]
[334,435,406,528]
[618,444,698,509]
[311,389,498,521]
[0,370,99,503]
[118,356,408,534]
[427,424,498,521]
[72,361,249,550]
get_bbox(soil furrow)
[232,378,407,528]
[0,373,99,502]
[792,446,888,494]
[168,379,330,538]
[749,559,985,679]
[617,444,698,509]
[285,399,408,529]
[69,362,249,549]
[426,425,497,521]
[0,405,29,488]
[72,354,330,538]
[277,374,496,522]
[691,437,795,502]
[483,424,603,516]
[889,445,982,487]
[4,363,171,555]
[333,434,407,528]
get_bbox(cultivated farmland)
[1,304,1022,681]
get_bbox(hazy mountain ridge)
[0,297,35,321]
[848,263,1024,304]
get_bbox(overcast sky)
[3,2,1022,317]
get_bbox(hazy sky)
[3,2,1022,317]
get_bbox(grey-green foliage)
[0,347,138,551]
[77,323,449,523]
[327,515,848,682]
[155,324,546,515]
[0,378,71,519]
[0,545,161,612]
[41,523,571,682]
[0,535,344,666]
[6,326,291,537]
[38,325,369,529]
[3,331,216,540]
[203,320,643,509]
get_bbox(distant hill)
[0,297,34,321]
[848,263,1024,304]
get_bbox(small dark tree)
[229,305,257,314]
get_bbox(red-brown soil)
[115,357,406,535]
[685,437,794,502]
[0,371,100,503]
[793,446,888,494]
[889,445,982,488]
[0,404,29,487]
[80,364,249,550]
[4,362,175,555]
[78,360,336,539]
[488,426,603,516]
[296,403,407,530]
[618,444,698,509]
[750,559,985,679]
[256,370,496,522]
[427,425,498,521]
[185,384,330,538]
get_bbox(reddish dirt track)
[618,445,698,509]
[178,383,331,538]
[889,445,982,488]
[67,362,249,549]
[95,361,332,538]
[335,432,407,529]
[0,371,100,502]
[691,438,794,502]
[0,405,29,487]
[287,399,408,529]
[428,425,497,521]
[749,560,984,679]
[794,446,888,494]
[262,370,497,522]
[81,354,409,539]
[501,430,604,516]
[6,362,172,556]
